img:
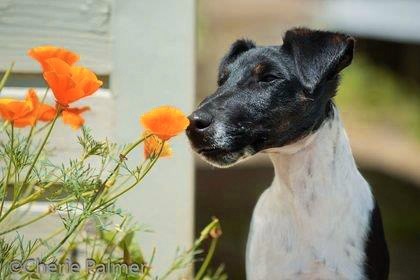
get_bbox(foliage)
[337,55,420,139]
[0,48,225,279]
[0,123,223,279]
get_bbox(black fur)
[365,201,390,279]
[219,39,256,76]
[187,27,354,167]
[282,28,354,90]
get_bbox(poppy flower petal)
[26,89,40,108]
[0,103,14,120]
[13,115,36,128]
[65,87,88,105]
[43,61,102,106]
[82,79,103,96]
[37,104,57,121]
[70,66,103,96]
[62,110,85,130]
[43,72,77,106]
[61,106,90,130]
[44,58,72,76]
[0,99,34,126]
[142,131,172,159]
[140,106,190,141]
[0,99,15,105]
[28,45,79,71]
[64,106,90,115]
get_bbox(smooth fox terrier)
[187,28,389,280]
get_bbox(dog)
[186,28,389,279]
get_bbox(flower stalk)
[41,136,153,262]
[195,236,219,280]
[15,108,61,202]
[0,62,14,93]
[24,87,50,150]
[0,124,14,218]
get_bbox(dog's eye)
[259,74,279,83]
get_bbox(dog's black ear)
[220,39,256,68]
[282,28,354,91]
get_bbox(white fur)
[246,109,374,280]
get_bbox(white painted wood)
[0,0,112,74]
[111,0,195,277]
[321,0,420,43]
[0,0,196,276]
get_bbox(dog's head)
[187,28,354,167]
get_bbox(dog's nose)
[188,110,213,131]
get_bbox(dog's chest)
[246,179,373,280]
[245,115,375,280]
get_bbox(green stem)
[93,142,163,213]
[33,122,52,135]
[59,219,87,264]
[90,217,128,280]
[98,217,127,264]
[139,247,156,280]
[14,154,89,209]
[195,237,219,280]
[0,124,14,218]
[160,218,220,280]
[16,109,61,201]
[24,87,50,151]
[40,87,49,103]
[31,227,66,254]
[0,112,60,224]
[41,217,80,262]
[0,190,94,236]
[0,62,14,93]
[42,136,148,262]
[0,121,9,133]
[0,210,50,236]
[103,136,149,186]
[88,136,149,210]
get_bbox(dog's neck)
[247,109,375,279]
[267,109,367,201]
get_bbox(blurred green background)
[194,1,420,279]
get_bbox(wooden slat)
[0,0,112,74]
[112,0,195,276]
[321,0,420,43]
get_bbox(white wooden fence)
[0,0,195,277]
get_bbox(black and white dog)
[187,28,389,279]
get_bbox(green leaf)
[100,230,117,245]
[118,230,144,265]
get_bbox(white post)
[111,0,195,277]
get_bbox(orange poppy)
[140,106,190,141]
[43,58,102,107]
[28,45,79,71]
[0,99,34,127]
[26,89,56,122]
[142,130,172,159]
[0,90,56,127]
[61,106,90,130]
